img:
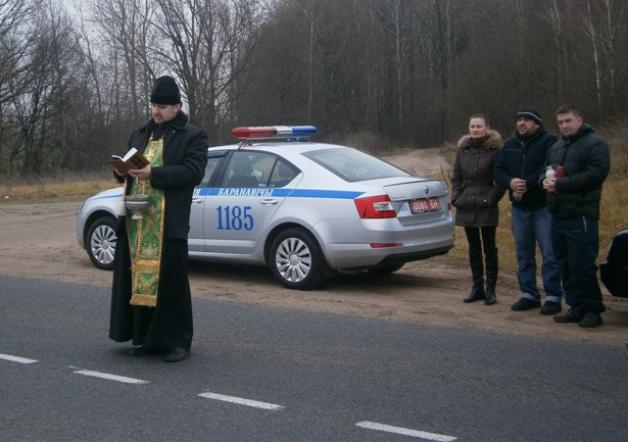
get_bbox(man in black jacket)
[109,75,208,361]
[495,107,563,315]
[542,105,610,328]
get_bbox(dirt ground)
[1,147,627,346]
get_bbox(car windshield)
[303,147,411,182]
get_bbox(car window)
[221,151,277,188]
[303,147,410,182]
[198,152,225,187]
[268,159,299,188]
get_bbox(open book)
[110,148,150,174]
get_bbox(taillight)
[354,195,396,219]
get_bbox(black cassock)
[108,112,207,351]
[109,221,193,350]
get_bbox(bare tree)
[598,0,626,115]
[88,0,157,121]
[582,0,603,119]
[543,0,569,103]
[155,0,259,143]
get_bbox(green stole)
[125,137,166,307]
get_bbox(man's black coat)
[119,111,208,239]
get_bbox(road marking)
[356,421,457,441]
[198,391,284,411]
[0,353,38,364]
[73,369,149,385]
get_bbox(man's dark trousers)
[552,216,605,313]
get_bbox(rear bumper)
[317,212,454,269]
[323,236,454,269]
[377,245,452,265]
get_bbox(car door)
[189,151,227,252]
[204,150,299,255]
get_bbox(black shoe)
[128,346,156,357]
[553,306,584,323]
[540,301,562,315]
[579,312,603,328]
[511,298,541,311]
[163,347,190,363]
[464,287,485,303]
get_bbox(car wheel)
[368,263,404,275]
[86,216,118,270]
[270,228,324,290]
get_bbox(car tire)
[368,263,405,275]
[269,228,325,290]
[86,216,118,270]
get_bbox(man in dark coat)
[495,107,563,315]
[109,75,208,361]
[542,105,610,328]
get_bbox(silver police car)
[77,125,454,289]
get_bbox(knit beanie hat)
[150,75,181,105]
[516,107,542,126]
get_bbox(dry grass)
[0,173,118,201]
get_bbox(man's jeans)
[552,216,605,313]
[512,206,563,302]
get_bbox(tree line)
[0,0,626,177]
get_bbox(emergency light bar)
[232,125,317,140]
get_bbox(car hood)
[87,186,124,201]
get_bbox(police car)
[77,125,454,289]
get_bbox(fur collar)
[457,129,502,150]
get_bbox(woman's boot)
[464,247,485,303]
[464,281,486,303]
[484,283,496,305]
[484,246,498,305]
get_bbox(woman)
[452,114,505,305]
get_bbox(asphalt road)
[1,276,627,442]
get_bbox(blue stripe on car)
[196,188,364,199]
[93,189,364,200]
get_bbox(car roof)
[207,141,351,155]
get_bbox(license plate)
[410,197,440,214]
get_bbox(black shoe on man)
[579,312,603,328]
[511,297,541,311]
[540,301,562,315]
[163,347,190,363]
[128,346,156,357]
[553,306,584,323]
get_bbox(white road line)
[0,353,38,364]
[198,392,284,411]
[356,421,457,441]
[73,369,149,385]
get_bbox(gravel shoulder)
[2,147,626,346]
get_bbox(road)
[2,198,628,346]
[2,276,628,441]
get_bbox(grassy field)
[0,173,117,201]
[441,132,628,272]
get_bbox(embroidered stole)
[125,138,165,307]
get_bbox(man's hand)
[510,177,527,194]
[512,190,524,201]
[542,177,557,193]
[128,165,152,180]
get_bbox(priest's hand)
[128,165,151,180]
